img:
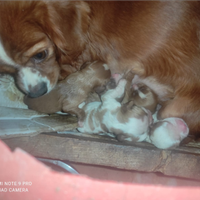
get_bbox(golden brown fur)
[1,1,200,134]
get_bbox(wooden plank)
[2,133,200,181]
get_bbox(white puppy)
[146,115,189,149]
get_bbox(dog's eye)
[32,50,48,63]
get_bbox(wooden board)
[2,133,200,181]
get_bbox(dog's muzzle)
[27,82,48,98]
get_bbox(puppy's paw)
[118,78,127,88]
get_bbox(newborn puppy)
[146,117,189,149]
[129,74,189,149]
[24,61,111,121]
[122,72,158,114]
[130,83,158,114]
[77,75,152,142]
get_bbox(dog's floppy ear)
[44,1,90,61]
[0,65,16,74]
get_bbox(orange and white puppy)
[146,117,189,149]
[77,75,152,142]
[130,74,189,149]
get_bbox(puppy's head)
[131,83,158,113]
[0,1,90,97]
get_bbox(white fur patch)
[19,67,51,93]
[0,39,17,66]
[146,117,189,149]
[138,90,147,99]
[103,64,109,70]
[78,102,86,109]
[102,112,149,142]
[147,123,178,149]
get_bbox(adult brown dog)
[0,1,200,134]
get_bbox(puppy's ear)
[44,1,90,60]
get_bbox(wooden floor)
[2,131,200,182]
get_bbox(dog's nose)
[28,82,48,98]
